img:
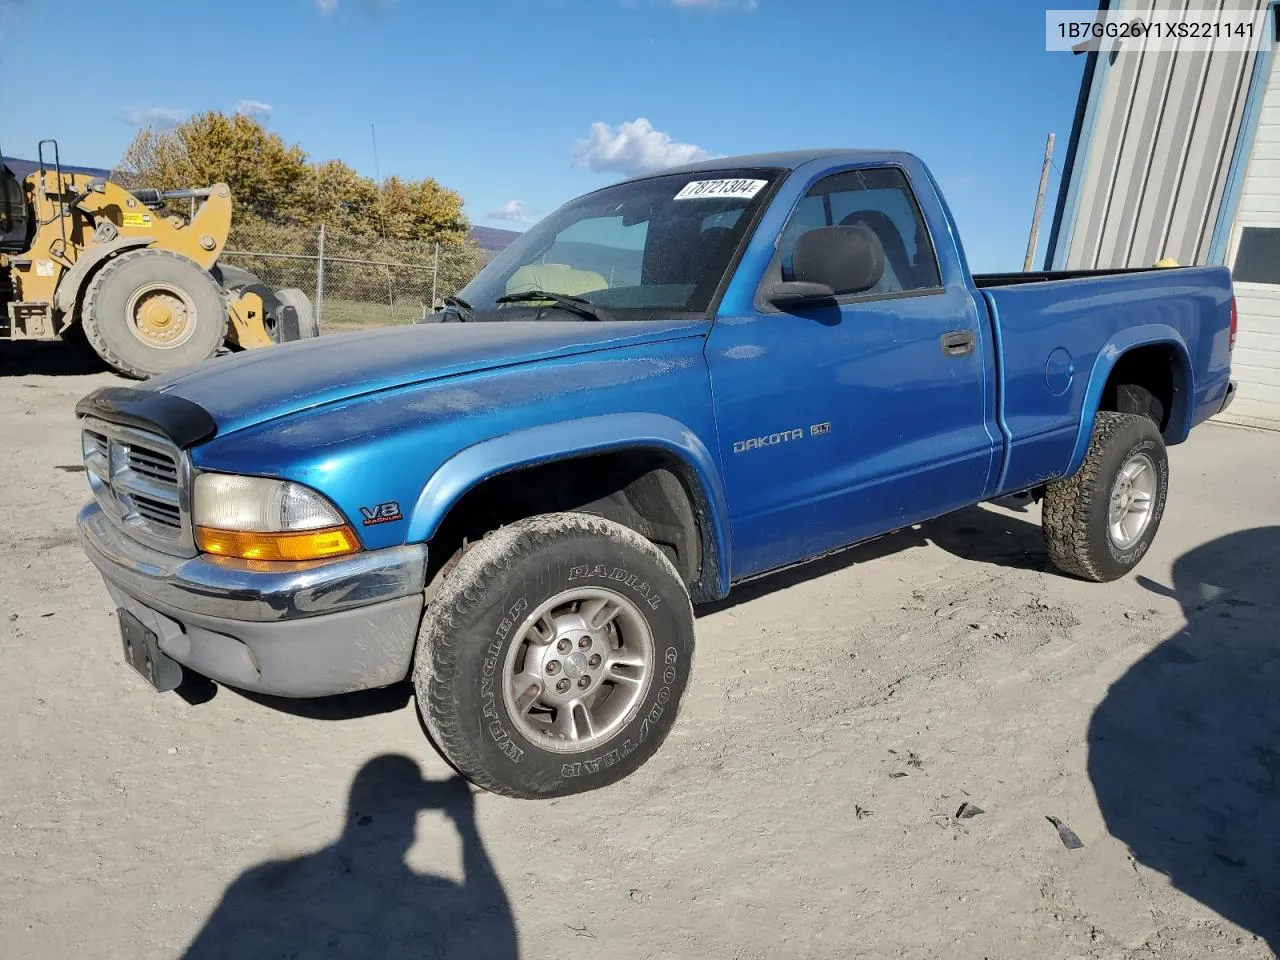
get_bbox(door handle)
[940,330,975,357]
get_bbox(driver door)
[707,166,996,579]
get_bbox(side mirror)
[788,224,885,297]
[767,280,837,305]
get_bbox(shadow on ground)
[0,340,108,378]
[701,500,1051,615]
[187,503,1053,719]
[182,754,518,959]
[213,679,414,720]
[1089,526,1280,952]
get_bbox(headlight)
[192,474,360,561]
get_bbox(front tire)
[1042,412,1169,582]
[414,513,695,799]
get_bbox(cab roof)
[639,149,919,180]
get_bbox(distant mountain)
[469,224,522,254]
[3,156,115,180]
[2,156,524,256]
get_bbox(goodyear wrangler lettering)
[482,616,526,763]
[561,646,678,779]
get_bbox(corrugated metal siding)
[1226,49,1280,424]
[1054,0,1267,269]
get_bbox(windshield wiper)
[442,295,473,321]
[495,290,609,322]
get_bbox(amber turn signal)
[195,524,360,562]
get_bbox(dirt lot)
[2,341,1278,960]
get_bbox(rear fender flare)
[1067,325,1193,476]
[53,237,155,315]
[406,413,732,601]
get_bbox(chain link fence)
[221,222,488,327]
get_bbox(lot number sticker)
[674,179,768,201]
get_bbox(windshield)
[457,169,781,319]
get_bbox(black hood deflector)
[76,386,218,449]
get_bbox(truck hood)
[149,318,711,437]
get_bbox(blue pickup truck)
[76,150,1235,798]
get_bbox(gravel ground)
[1,341,1278,960]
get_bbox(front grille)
[126,448,179,484]
[81,417,193,556]
[133,494,182,527]
[85,430,110,462]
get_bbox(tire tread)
[1042,411,1155,582]
[413,512,692,798]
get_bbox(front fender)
[54,237,155,315]
[406,412,732,601]
[1066,324,1193,477]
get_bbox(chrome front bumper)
[78,501,429,697]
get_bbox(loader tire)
[414,513,695,799]
[210,263,260,292]
[81,249,226,379]
[1042,412,1168,582]
[274,287,319,340]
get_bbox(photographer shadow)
[1088,526,1280,951]
[183,754,517,959]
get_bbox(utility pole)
[1024,132,1056,272]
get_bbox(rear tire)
[81,249,226,379]
[274,287,319,340]
[414,513,695,799]
[1042,412,1169,582]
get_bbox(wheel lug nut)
[578,636,591,650]
[556,678,570,693]
[588,654,601,668]
[577,676,590,689]
[556,639,571,654]
[546,660,560,675]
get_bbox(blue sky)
[0,0,1085,271]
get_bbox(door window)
[770,167,942,296]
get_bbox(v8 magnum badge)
[360,501,403,526]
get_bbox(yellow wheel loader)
[0,140,318,379]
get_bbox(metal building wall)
[1046,0,1268,269]
[1223,46,1280,423]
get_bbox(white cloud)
[316,0,397,13]
[123,106,188,129]
[572,118,713,176]
[234,99,274,119]
[487,200,536,224]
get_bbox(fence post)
[315,224,326,325]
[431,243,440,309]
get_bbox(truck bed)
[972,266,1172,289]
[975,263,1234,498]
